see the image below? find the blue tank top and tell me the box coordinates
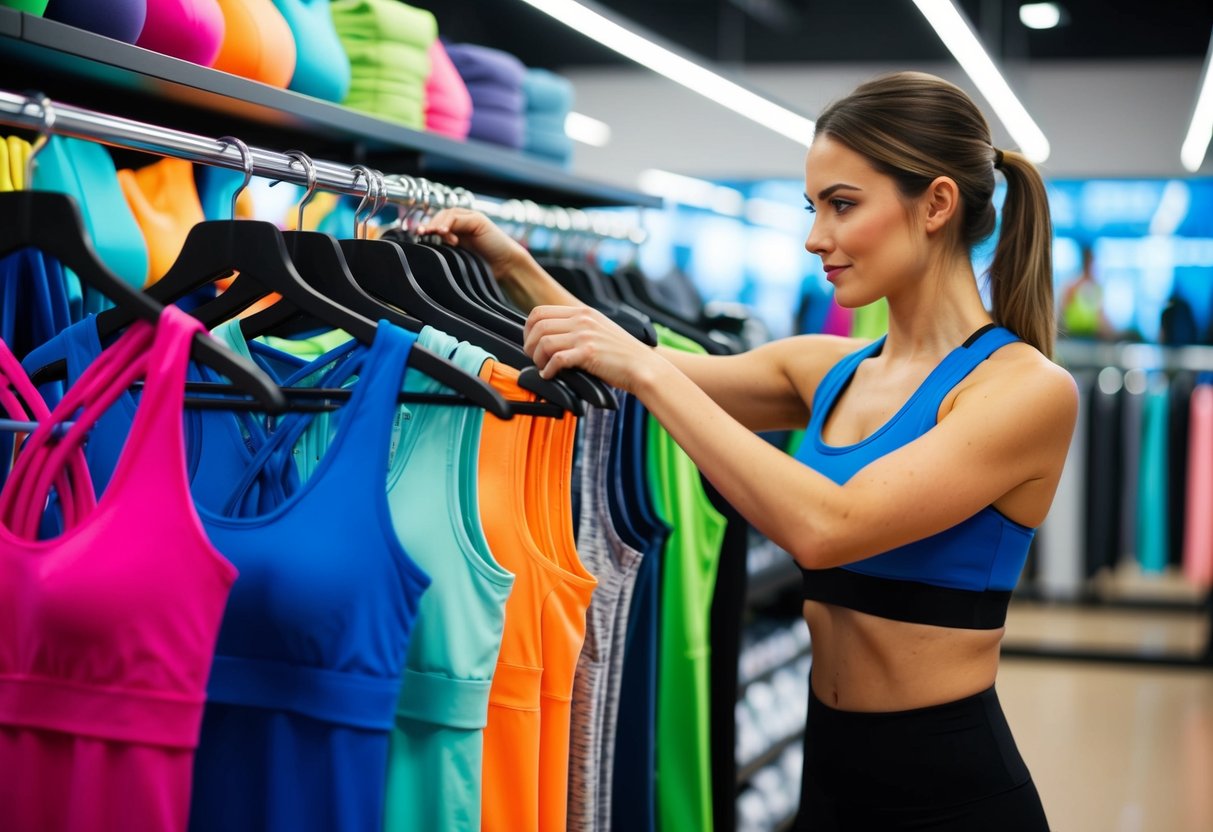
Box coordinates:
[794,324,1034,629]
[190,321,431,832]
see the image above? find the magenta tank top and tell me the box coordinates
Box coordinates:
[0,308,237,832]
[0,338,93,520]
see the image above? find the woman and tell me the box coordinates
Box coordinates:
[420,71,1075,831]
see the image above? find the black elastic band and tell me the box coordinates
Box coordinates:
[962,323,999,349]
[801,566,1011,629]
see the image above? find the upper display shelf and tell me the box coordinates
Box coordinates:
[0,9,660,209]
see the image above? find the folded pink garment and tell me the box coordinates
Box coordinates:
[425,40,471,139]
[137,0,226,67]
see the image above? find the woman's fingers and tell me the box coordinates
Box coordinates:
[529,330,584,378]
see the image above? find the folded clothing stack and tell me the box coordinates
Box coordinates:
[136,0,226,67]
[44,0,147,44]
[331,0,437,129]
[424,39,472,140]
[210,0,297,88]
[446,43,526,149]
[33,136,150,315]
[272,0,350,102]
[522,68,574,167]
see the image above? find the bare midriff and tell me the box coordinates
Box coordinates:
[803,599,1003,712]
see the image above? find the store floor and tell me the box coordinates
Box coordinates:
[998,654,1213,832]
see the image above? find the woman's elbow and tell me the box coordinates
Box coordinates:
[784,516,849,571]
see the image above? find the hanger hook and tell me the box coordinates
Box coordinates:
[24,92,56,187]
[370,168,390,233]
[350,164,376,239]
[387,174,415,232]
[215,135,255,221]
[272,149,317,231]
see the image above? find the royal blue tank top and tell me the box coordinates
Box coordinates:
[794,324,1034,629]
[190,321,431,832]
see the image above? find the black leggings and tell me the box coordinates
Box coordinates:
[795,683,1050,831]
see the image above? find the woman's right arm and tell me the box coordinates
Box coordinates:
[418,208,856,431]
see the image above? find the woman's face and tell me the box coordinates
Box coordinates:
[803,136,927,309]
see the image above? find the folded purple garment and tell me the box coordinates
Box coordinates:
[46,0,147,43]
[446,42,526,89]
[468,106,524,149]
[464,81,525,116]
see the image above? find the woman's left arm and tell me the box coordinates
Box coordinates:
[526,305,1078,569]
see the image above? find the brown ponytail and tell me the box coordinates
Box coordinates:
[814,71,1056,356]
[989,149,1055,356]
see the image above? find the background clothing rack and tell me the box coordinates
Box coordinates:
[1005,337,1213,669]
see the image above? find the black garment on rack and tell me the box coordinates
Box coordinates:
[704,477,747,832]
[1086,370,1124,576]
[1168,370,1197,567]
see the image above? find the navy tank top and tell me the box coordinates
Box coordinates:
[794,325,1034,629]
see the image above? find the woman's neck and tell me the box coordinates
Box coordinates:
[881,253,992,366]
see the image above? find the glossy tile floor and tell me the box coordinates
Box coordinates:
[998,605,1213,832]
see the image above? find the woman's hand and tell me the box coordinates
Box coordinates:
[417,207,530,278]
[417,208,581,311]
[524,304,667,394]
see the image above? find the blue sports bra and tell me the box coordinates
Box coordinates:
[794,324,1034,629]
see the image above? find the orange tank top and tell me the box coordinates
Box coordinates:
[478,361,596,831]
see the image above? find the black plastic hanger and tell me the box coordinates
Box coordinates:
[337,171,583,415]
[3,192,287,411]
[202,155,515,419]
[613,265,731,355]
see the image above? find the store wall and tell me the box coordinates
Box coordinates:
[564,59,1207,186]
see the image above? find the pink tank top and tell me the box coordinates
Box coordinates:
[0,308,237,832]
[0,338,93,523]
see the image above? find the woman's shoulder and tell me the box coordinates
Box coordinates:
[771,333,871,394]
[956,339,1079,429]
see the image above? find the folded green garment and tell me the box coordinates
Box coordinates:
[347,77,426,101]
[343,91,425,128]
[339,38,432,80]
[0,0,49,13]
[330,0,437,50]
[343,101,424,129]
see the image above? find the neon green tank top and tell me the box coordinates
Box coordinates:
[647,325,726,832]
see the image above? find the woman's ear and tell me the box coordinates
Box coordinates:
[922,176,960,234]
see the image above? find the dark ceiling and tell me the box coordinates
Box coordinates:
[407,0,1212,71]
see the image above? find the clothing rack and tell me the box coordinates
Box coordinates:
[0,89,643,242]
[1003,336,1213,669]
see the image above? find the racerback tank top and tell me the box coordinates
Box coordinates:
[568,405,643,832]
[188,322,431,832]
[477,359,597,832]
[648,325,727,832]
[0,309,236,832]
[382,329,515,832]
[794,325,1035,629]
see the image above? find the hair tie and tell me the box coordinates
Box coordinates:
[993,148,1005,170]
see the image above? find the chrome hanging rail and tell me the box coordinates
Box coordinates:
[0,89,644,242]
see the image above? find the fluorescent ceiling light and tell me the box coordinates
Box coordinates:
[912,0,1051,163]
[1148,181,1190,236]
[638,169,745,216]
[1018,3,1062,30]
[1181,31,1213,172]
[564,111,612,146]
[516,0,815,146]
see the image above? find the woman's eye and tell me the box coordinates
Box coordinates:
[831,199,854,214]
